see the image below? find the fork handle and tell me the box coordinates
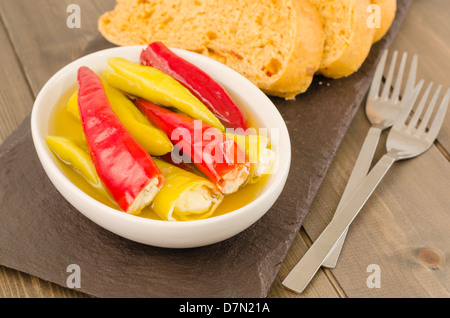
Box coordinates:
[322,126,382,268]
[282,153,396,294]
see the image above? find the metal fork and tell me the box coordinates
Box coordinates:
[283,80,450,294]
[323,50,418,268]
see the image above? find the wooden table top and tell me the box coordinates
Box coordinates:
[1,0,449,298]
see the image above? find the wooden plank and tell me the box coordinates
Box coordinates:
[0,0,116,96]
[0,17,34,142]
[389,0,450,154]
[300,105,450,297]
[0,266,87,298]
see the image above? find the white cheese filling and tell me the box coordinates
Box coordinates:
[218,164,250,194]
[175,185,214,215]
[254,148,276,178]
[128,177,161,214]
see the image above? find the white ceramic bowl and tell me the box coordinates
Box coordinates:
[31,46,291,248]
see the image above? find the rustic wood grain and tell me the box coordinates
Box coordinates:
[0,0,116,96]
[0,266,88,298]
[0,17,34,142]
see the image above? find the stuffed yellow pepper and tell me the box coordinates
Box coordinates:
[152,158,223,222]
[226,133,276,184]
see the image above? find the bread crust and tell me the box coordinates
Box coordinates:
[371,0,397,43]
[263,0,325,99]
[317,0,376,79]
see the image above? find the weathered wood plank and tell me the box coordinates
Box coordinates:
[0,0,116,96]
[0,266,87,298]
[0,17,34,142]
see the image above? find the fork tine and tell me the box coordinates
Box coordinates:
[368,49,388,100]
[390,52,408,103]
[407,82,434,131]
[427,89,450,141]
[381,50,398,101]
[396,79,425,127]
[417,85,442,135]
[403,55,418,98]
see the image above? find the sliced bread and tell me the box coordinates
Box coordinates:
[98,0,325,99]
[309,0,376,79]
[371,0,397,43]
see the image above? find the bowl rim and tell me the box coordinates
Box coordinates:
[31,45,291,231]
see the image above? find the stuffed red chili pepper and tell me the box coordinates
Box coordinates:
[77,66,164,214]
[136,99,250,194]
[140,41,248,130]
